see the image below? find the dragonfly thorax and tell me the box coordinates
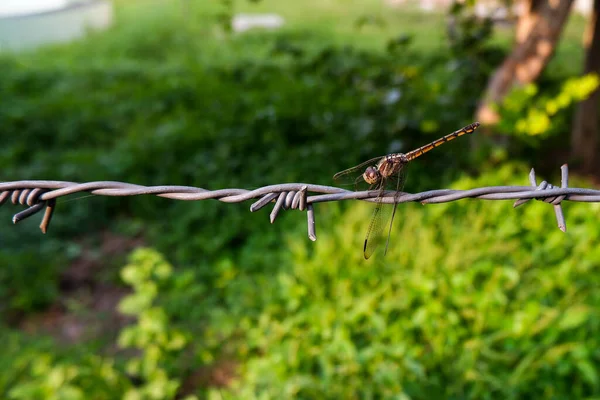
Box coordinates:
[377,154,407,178]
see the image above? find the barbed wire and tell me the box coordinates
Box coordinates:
[2,164,599,240]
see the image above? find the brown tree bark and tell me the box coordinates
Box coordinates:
[476,0,575,125]
[571,0,600,173]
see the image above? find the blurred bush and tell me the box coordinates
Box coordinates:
[205,164,600,399]
[1,248,197,400]
[497,73,600,138]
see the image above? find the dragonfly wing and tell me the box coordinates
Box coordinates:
[363,184,394,260]
[383,168,406,256]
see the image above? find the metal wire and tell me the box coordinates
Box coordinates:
[1,164,598,239]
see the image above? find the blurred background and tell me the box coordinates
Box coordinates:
[1,0,599,398]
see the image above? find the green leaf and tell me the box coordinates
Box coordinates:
[558,305,591,331]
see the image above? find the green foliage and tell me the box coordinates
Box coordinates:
[448,0,494,56]
[117,248,193,400]
[1,249,197,400]
[0,246,64,313]
[0,323,130,400]
[7,352,128,400]
[203,165,600,399]
[497,74,600,138]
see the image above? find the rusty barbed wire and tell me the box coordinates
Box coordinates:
[2,164,600,240]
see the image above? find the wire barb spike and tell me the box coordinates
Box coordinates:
[513,166,568,232]
[250,192,279,212]
[307,204,317,241]
[270,192,287,224]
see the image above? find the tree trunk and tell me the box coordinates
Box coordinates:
[476,0,575,124]
[571,0,600,173]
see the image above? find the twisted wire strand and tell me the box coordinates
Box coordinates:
[1,165,598,239]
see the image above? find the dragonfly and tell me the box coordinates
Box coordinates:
[333,122,480,259]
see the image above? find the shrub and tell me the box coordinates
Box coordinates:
[205,164,600,399]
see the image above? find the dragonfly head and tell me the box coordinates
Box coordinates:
[363,166,380,185]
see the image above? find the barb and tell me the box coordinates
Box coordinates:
[2,165,599,239]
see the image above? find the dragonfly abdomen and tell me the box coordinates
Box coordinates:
[405,122,480,162]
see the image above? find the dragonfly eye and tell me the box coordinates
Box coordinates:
[363,166,380,185]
